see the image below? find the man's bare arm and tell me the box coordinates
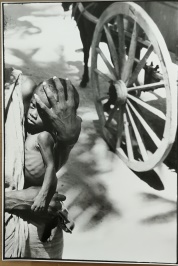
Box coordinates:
[5,187,40,211]
[31,132,57,212]
[5,187,66,217]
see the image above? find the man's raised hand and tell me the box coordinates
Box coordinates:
[34,76,81,146]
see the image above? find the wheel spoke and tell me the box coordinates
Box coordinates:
[116,15,126,77]
[128,81,165,92]
[122,20,139,83]
[124,31,150,48]
[105,102,119,128]
[117,147,128,159]
[94,68,115,83]
[128,94,166,120]
[104,24,120,77]
[96,47,117,80]
[116,105,124,148]
[103,127,117,150]
[128,44,154,86]
[127,99,161,147]
[97,95,109,103]
[123,113,134,160]
[126,104,148,161]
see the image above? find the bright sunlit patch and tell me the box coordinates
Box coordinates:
[137,69,145,85]
[32,48,60,63]
[81,112,98,121]
[27,27,40,34]
[66,64,80,74]
[78,131,90,144]
[104,112,109,117]
[31,3,62,16]
[101,99,108,104]
[5,9,83,66]
[5,49,24,66]
[96,43,113,75]
[153,88,166,98]
[140,92,158,102]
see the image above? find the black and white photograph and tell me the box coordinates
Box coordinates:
[2,1,178,263]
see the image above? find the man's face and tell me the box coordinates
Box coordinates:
[27,85,50,132]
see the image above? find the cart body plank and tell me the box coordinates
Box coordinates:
[138,1,178,57]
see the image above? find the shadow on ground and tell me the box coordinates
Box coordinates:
[57,119,121,231]
[139,192,177,224]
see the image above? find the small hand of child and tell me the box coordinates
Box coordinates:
[31,193,47,212]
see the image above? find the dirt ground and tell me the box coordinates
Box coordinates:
[3,3,177,263]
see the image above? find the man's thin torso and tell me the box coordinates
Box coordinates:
[25,133,45,185]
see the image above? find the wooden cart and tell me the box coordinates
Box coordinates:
[77,1,178,172]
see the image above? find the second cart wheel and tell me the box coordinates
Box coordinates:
[91,2,177,172]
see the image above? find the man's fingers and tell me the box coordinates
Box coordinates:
[31,204,35,211]
[53,76,65,102]
[42,82,57,108]
[53,192,66,202]
[34,94,51,117]
[66,79,74,107]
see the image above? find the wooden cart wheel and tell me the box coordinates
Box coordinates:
[91,2,177,172]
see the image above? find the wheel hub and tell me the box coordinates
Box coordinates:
[114,80,127,105]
